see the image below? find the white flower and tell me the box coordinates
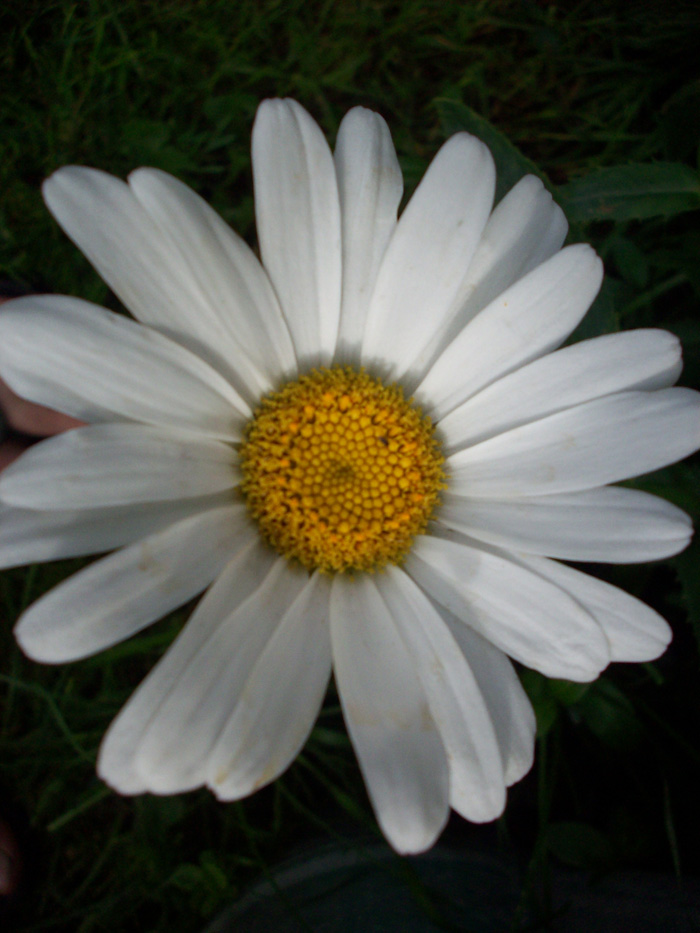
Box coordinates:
[1,99,699,854]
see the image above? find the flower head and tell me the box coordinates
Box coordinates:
[1,99,698,853]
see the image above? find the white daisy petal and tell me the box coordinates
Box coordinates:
[0,423,236,509]
[0,493,232,569]
[252,98,341,366]
[98,540,281,794]
[0,295,249,438]
[418,244,604,419]
[208,572,332,799]
[127,168,297,396]
[435,604,536,786]
[515,553,673,663]
[378,567,506,822]
[330,574,450,854]
[361,133,495,383]
[439,487,692,563]
[440,329,683,452]
[406,534,610,681]
[131,554,313,795]
[42,167,269,396]
[448,388,700,498]
[462,175,569,302]
[333,107,403,363]
[14,504,250,663]
[424,175,567,358]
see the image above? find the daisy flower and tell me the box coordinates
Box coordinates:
[1,99,699,854]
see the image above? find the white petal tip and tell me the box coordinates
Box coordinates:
[451,786,507,825]
[379,816,447,855]
[14,621,71,665]
[208,781,246,803]
[255,97,304,125]
[42,165,92,202]
[99,753,202,797]
[96,749,149,796]
[661,525,694,560]
[567,241,604,277]
[126,166,167,190]
[41,166,71,195]
[505,754,535,788]
[509,173,550,204]
[534,645,611,684]
[612,624,673,664]
[343,104,383,124]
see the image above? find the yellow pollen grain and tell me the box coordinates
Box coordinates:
[239,367,446,574]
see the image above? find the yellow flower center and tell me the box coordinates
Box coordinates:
[239,367,446,573]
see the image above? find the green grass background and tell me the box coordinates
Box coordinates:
[2,0,700,929]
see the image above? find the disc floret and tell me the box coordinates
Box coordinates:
[239,368,446,573]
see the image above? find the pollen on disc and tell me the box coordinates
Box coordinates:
[239,367,446,573]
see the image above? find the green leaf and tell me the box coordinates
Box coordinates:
[549,679,591,706]
[434,97,553,202]
[560,162,700,222]
[548,821,615,870]
[607,235,650,289]
[575,678,644,749]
